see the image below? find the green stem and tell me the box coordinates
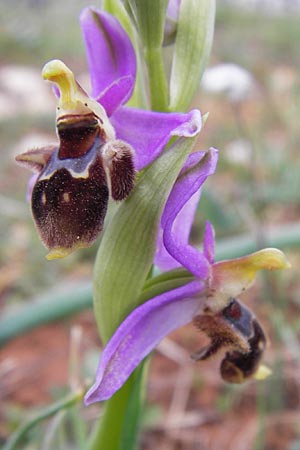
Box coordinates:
[144,46,169,111]
[3,390,84,450]
[69,407,87,450]
[87,374,137,450]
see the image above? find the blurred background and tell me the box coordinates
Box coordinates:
[1,1,300,449]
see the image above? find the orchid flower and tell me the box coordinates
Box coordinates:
[15,7,202,260]
[85,147,290,404]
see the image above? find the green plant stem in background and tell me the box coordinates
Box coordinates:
[0,282,92,346]
[3,390,84,450]
[214,222,300,260]
[1,223,299,346]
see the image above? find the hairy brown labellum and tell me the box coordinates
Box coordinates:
[192,298,267,383]
[16,117,135,259]
[220,319,266,383]
[32,146,109,254]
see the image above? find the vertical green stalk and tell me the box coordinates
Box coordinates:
[127,0,169,110]
[87,376,135,450]
[86,1,215,448]
[144,46,169,110]
[87,361,147,450]
[88,136,199,450]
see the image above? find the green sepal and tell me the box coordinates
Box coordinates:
[169,0,216,111]
[127,0,168,49]
[94,135,198,343]
[140,268,194,304]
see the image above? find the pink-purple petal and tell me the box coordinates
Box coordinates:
[96,76,135,117]
[159,148,218,279]
[80,7,136,103]
[155,190,201,271]
[110,108,202,170]
[84,280,204,404]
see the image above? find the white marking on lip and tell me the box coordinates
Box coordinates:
[39,165,91,181]
[63,192,70,202]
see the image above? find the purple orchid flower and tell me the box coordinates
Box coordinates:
[84,147,290,404]
[16,7,202,259]
[80,7,202,170]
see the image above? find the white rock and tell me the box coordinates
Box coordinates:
[201,63,255,102]
[224,139,252,165]
[0,65,55,119]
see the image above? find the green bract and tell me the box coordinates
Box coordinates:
[94,135,199,343]
[169,0,216,111]
[127,0,168,48]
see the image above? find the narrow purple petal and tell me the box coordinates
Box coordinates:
[155,191,201,271]
[203,221,215,264]
[84,280,204,404]
[110,108,202,170]
[80,7,136,105]
[96,76,135,117]
[159,148,219,279]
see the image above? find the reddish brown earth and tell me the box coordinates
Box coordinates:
[1,311,299,450]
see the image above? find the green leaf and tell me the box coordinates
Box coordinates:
[3,390,83,450]
[169,0,216,111]
[94,135,198,343]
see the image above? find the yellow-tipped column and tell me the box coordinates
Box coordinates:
[211,248,291,300]
[42,59,79,109]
